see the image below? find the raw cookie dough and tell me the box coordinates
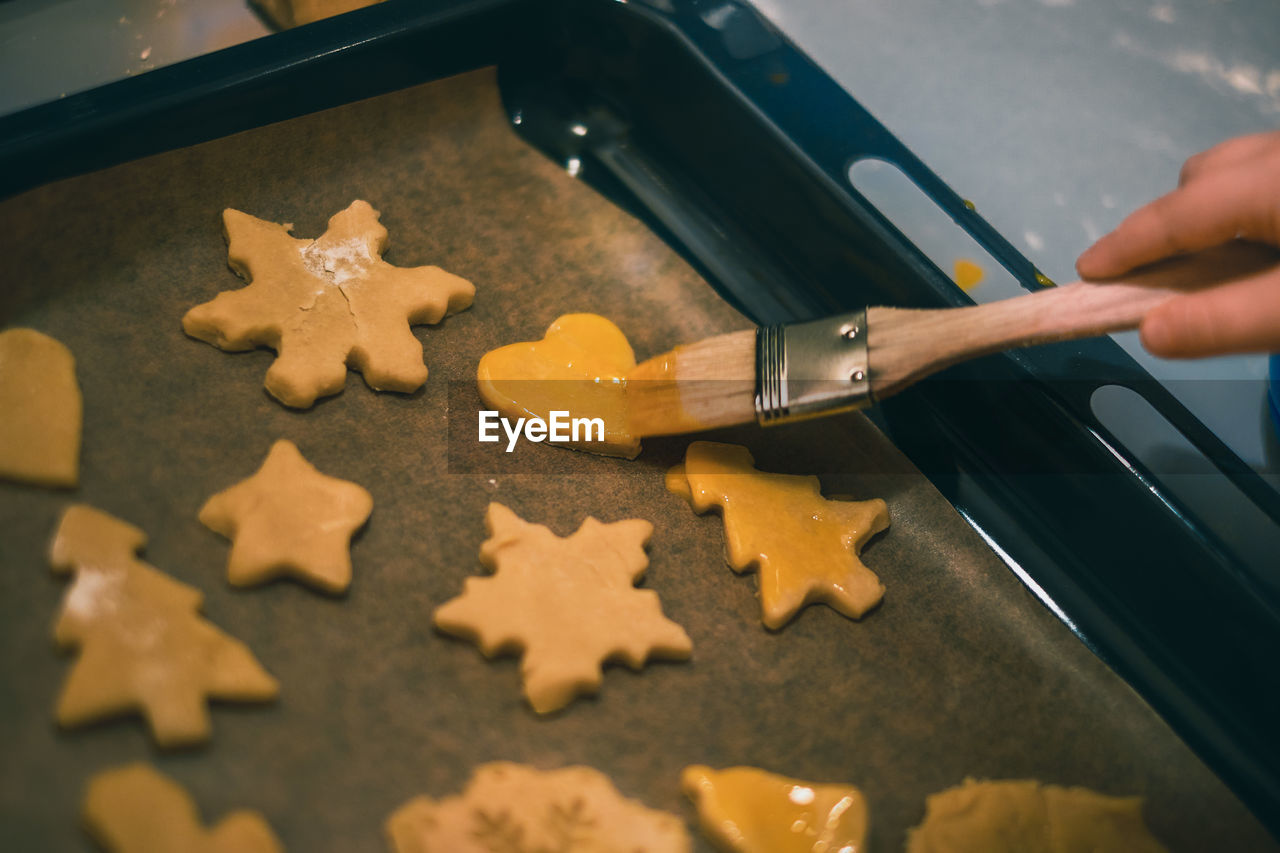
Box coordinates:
[387,762,691,853]
[49,504,279,747]
[252,0,381,29]
[433,502,691,713]
[477,313,641,458]
[84,762,283,853]
[199,438,373,594]
[669,441,889,629]
[681,765,868,853]
[183,200,475,408]
[0,327,81,487]
[906,778,1169,853]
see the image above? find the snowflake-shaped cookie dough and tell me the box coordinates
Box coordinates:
[387,762,691,853]
[183,200,474,408]
[434,503,692,714]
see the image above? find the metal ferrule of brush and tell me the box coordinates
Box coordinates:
[754,309,874,425]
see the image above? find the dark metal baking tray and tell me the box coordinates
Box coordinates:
[1,0,1278,843]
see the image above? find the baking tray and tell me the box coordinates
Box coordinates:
[0,0,1277,846]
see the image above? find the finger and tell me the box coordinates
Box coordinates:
[1140,266,1280,357]
[1077,163,1280,279]
[1178,130,1280,186]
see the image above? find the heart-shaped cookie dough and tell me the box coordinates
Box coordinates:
[476,313,640,458]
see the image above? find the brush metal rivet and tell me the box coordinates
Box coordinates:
[850,369,865,382]
[841,324,860,340]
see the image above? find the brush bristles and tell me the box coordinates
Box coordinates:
[626,329,756,436]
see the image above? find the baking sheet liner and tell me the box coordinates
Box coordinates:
[0,68,1273,851]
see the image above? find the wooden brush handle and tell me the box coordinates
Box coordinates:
[866,242,1280,398]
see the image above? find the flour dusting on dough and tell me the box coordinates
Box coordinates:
[64,568,122,620]
[301,238,375,286]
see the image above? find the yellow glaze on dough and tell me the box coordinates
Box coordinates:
[0,327,81,487]
[477,313,640,458]
[199,439,373,594]
[387,762,692,853]
[906,778,1169,853]
[670,441,889,630]
[682,765,868,853]
[433,502,691,713]
[49,505,279,746]
[84,763,283,853]
[183,200,474,409]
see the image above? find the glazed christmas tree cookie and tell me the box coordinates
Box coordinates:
[49,505,278,746]
[434,502,691,713]
[387,762,691,852]
[183,200,474,408]
[669,441,889,629]
[199,439,373,594]
[84,763,283,853]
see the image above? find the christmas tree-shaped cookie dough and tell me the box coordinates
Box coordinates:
[199,439,373,594]
[669,441,889,629]
[906,779,1169,853]
[682,765,868,853]
[183,200,475,408]
[388,762,691,853]
[434,503,692,713]
[84,763,283,853]
[49,504,279,747]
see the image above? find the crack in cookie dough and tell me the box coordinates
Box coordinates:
[183,200,475,409]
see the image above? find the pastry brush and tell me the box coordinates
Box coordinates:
[626,244,1278,436]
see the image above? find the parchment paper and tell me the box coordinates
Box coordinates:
[0,69,1274,851]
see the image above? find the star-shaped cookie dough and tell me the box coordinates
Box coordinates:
[669,441,889,629]
[434,503,692,714]
[200,439,373,594]
[182,200,475,408]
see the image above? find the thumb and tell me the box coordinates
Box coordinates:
[1141,265,1280,358]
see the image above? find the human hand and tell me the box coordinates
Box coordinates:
[1075,130,1280,358]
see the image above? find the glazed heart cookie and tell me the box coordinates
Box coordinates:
[476,313,640,458]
